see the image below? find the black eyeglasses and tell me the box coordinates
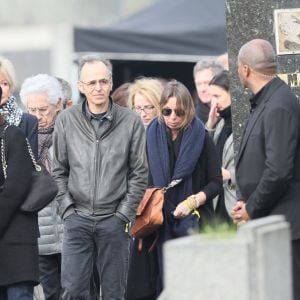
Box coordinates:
[161,108,185,117]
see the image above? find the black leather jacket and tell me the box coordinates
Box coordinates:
[52,100,148,222]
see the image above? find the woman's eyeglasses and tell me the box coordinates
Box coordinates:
[27,106,51,115]
[133,105,155,114]
[161,108,185,117]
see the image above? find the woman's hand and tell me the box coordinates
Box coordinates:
[206,101,220,129]
[222,167,231,181]
[173,201,192,219]
[173,192,206,219]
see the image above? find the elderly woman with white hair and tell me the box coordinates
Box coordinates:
[20,74,63,300]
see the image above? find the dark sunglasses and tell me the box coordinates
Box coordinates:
[161,108,185,117]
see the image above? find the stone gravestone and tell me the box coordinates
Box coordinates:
[225,0,300,151]
[159,215,292,300]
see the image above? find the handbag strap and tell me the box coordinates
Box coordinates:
[25,139,42,171]
[1,125,9,179]
[1,125,41,180]
[162,179,183,193]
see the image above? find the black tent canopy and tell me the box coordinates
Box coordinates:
[74,0,227,60]
[73,0,227,92]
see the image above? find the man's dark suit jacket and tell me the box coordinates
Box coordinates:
[236,77,300,240]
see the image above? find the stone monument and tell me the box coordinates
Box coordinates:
[225,0,300,151]
[160,215,292,300]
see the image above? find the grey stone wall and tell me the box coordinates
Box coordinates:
[225,0,300,151]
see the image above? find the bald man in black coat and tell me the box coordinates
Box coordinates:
[232,39,300,300]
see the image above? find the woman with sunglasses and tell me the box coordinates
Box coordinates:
[146,80,222,293]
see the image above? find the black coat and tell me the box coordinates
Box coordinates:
[19,113,38,158]
[191,132,223,221]
[236,77,300,240]
[0,125,39,286]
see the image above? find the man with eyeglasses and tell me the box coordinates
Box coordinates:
[52,55,148,300]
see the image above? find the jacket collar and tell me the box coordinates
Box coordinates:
[81,97,115,122]
[249,77,278,112]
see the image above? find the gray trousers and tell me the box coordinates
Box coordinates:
[39,254,62,300]
[61,212,130,300]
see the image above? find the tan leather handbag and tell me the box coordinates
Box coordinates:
[130,179,182,239]
[130,187,165,238]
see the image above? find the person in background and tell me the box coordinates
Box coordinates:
[111,82,130,107]
[0,86,40,300]
[128,77,163,128]
[147,80,222,294]
[206,71,236,223]
[20,74,64,300]
[193,60,223,123]
[56,77,73,109]
[231,39,300,300]
[0,56,38,157]
[216,52,229,71]
[52,55,148,300]
[126,77,163,300]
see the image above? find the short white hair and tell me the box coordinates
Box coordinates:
[20,74,63,106]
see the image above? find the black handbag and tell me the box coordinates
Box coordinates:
[1,125,58,213]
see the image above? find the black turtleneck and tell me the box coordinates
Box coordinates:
[249,78,277,113]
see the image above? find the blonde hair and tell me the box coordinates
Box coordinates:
[128,77,163,113]
[0,56,17,91]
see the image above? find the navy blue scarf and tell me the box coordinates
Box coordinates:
[147,117,205,209]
